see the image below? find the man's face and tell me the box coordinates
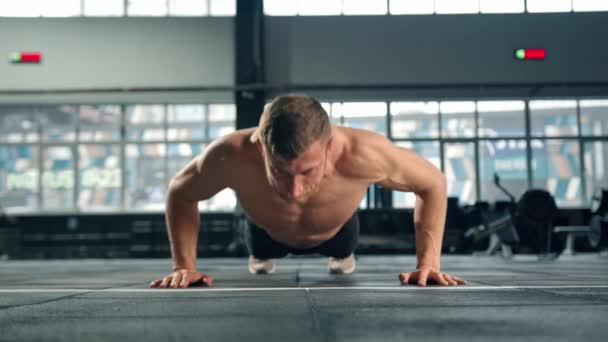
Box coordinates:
[261,139,330,204]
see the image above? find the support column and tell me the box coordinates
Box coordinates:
[235,0,266,130]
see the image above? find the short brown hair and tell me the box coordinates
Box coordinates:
[251,95,331,160]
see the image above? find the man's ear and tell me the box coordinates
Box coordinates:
[256,141,265,158]
[325,135,334,153]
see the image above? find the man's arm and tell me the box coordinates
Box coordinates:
[373,139,447,271]
[165,138,234,271]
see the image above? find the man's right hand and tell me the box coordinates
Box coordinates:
[149,269,214,288]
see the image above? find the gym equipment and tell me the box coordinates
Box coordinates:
[588,190,608,249]
[464,174,521,258]
[553,189,608,255]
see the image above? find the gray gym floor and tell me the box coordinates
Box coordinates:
[1,254,608,341]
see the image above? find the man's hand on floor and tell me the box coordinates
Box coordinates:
[399,266,466,286]
[149,269,214,288]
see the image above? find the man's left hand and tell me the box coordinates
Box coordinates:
[399,266,467,286]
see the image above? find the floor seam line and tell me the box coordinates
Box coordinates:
[304,288,323,338]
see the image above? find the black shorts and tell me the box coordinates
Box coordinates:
[245,211,360,259]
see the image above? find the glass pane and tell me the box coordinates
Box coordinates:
[40,0,80,17]
[477,100,525,137]
[125,144,167,210]
[298,0,341,15]
[529,100,578,137]
[527,0,572,13]
[532,140,582,207]
[573,0,608,12]
[78,145,121,211]
[0,0,40,17]
[264,0,297,15]
[79,105,121,141]
[0,107,39,143]
[127,0,167,16]
[479,139,528,202]
[440,101,476,138]
[40,105,78,142]
[435,0,479,14]
[0,145,39,212]
[444,142,476,204]
[343,0,387,15]
[480,0,525,13]
[42,146,74,210]
[580,99,608,136]
[126,105,165,141]
[204,188,237,211]
[584,141,608,206]
[84,0,124,16]
[320,102,331,117]
[210,0,236,15]
[341,102,388,136]
[393,141,441,208]
[167,105,206,140]
[169,0,208,16]
[209,104,236,139]
[329,103,343,125]
[390,101,439,138]
[390,0,434,14]
[167,143,234,211]
[168,143,206,179]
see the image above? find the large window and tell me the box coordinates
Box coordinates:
[584,141,608,204]
[440,101,476,138]
[435,0,479,14]
[0,107,38,143]
[390,102,439,139]
[42,146,74,210]
[84,0,125,16]
[444,142,476,204]
[209,104,237,139]
[78,145,121,211]
[479,139,528,202]
[125,144,166,211]
[79,105,121,142]
[0,145,38,212]
[477,101,526,137]
[530,100,578,137]
[338,102,388,136]
[0,103,237,214]
[0,0,235,17]
[580,100,608,136]
[127,0,168,16]
[40,106,78,143]
[264,0,607,16]
[167,105,206,140]
[527,0,572,13]
[393,141,441,208]
[532,140,582,207]
[126,105,165,141]
[1,98,607,213]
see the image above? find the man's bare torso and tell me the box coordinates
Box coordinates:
[225,126,381,249]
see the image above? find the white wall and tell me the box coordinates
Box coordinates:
[265,12,608,89]
[0,17,234,103]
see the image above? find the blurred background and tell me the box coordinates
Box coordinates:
[0,0,607,260]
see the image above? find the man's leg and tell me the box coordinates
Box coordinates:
[244,220,290,274]
[314,211,359,274]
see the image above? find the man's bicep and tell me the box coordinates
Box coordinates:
[377,142,444,194]
[168,143,232,202]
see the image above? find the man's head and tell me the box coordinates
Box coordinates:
[251,95,333,203]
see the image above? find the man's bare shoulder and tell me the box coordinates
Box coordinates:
[333,126,389,182]
[218,128,259,159]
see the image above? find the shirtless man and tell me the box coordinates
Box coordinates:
[149,95,466,288]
